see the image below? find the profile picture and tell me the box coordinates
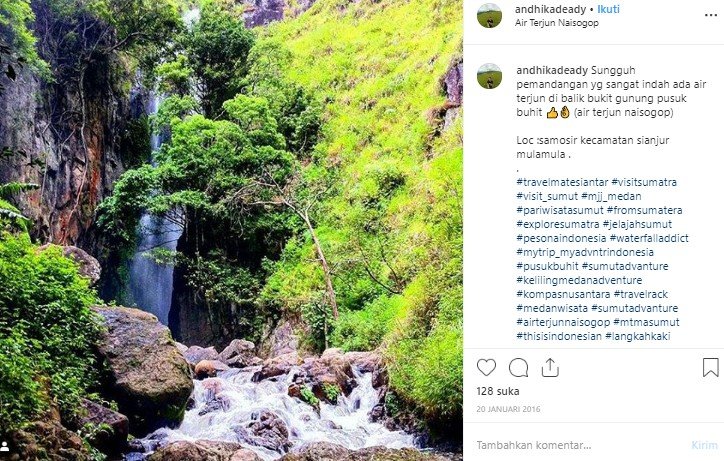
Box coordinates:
[477,63,502,89]
[477,4,502,29]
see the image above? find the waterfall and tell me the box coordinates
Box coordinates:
[139,367,414,460]
[125,7,200,323]
[126,93,183,325]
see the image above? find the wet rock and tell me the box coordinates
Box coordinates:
[279,442,349,460]
[303,348,355,395]
[197,377,230,414]
[38,244,102,285]
[258,317,301,358]
[184,345,220,367]
[127,438,146,453]
[324,420,342,430]
[0,35,129,247]
[147,440,247,461]
[194,359,230,379]
[198,395,231,416]
[345,351,387,388]
[344,351,382,373]
[77,399,129,454]
[175,342,189,354]
[253,351,302,382]
[311,376,342,404]
[240,0,286,28]
[371,367,388,389]
[369,403,385,422]
[234,410,292,453]
[219,339,261,368]
[279,442,452,461]
[94,306,194,434]
[231,449,264,461]
[288,383,302,399]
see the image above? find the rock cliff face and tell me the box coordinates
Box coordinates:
[0,5,135,249]
[240,0,318,28]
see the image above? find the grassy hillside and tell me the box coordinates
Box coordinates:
[261,0,463,426]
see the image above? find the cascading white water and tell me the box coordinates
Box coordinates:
[145,367,414,460]
[126,94,183,325]
[126,6,199,325]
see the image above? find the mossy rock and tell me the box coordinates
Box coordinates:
[94,306,194,435]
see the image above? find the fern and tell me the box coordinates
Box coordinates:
[0,182,39,198]
[0,182,37,230]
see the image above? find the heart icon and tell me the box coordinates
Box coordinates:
[477,358,496,376]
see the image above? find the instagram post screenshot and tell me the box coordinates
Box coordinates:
[1,0,722,460]
[0,0,463,460]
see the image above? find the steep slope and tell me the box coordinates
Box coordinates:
[260,0,463,431]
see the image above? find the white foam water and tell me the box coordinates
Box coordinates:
[145,366,413,459]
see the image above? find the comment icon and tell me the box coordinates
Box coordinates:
[509,358,529,377]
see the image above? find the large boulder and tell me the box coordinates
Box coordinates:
[77,399,129,454]
[147,440,261,461]
[279,442,452,461]
[234,410,292,453]
[219,339,261,368]
[94,306,194,435]
[344,351,383,374]
[231,449,264,461]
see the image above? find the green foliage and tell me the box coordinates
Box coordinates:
[0,0,50,91]
[331,295,403,351]
[260,0,463,422]
[299,386,319,409]
[0,233,101,432]
[300,294,332,351]
[243,40,322,156]
[153,94,198,129]
[96,164,157,246]
[156,55,192,95]
[321,383,340,405]
[388,321,462,420]
[0,329,45,434]
[90,0,182,55]
[0,182,39,231]
[120,116,153,169]
[38,0,181,91]
[184,0,255,117]
[101,58,321,334]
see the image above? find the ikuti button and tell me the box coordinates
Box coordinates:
[703,358,719,378]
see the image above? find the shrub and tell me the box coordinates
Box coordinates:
[0,233,101,433]
[299,386,320,409]
[330,294,404,351]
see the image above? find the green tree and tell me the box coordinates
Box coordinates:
[184,0,255,117]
